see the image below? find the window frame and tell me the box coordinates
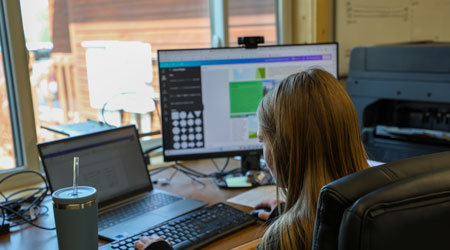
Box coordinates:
[0,0,41,190]
[210,0,290,47]
[276,0,293,44]
[209,0,229,47]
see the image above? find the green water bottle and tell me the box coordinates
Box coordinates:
[52,186,98,250]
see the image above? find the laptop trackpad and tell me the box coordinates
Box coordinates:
[100,213,167,241]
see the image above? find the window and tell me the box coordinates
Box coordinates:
[3,0,284,186]
[229,0,277,46]
[0,0,41,188]
[0,48,15,170]
[20,0,212,144]
[20,0,283,147]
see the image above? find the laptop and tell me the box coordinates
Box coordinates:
[38,125,207,241]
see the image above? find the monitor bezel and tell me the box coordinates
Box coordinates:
[157,42,339,162]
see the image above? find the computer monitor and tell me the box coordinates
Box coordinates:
[157,43,338,172]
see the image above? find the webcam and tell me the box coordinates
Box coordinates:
[238,36,265,49]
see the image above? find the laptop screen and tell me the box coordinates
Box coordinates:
[38,125,152,205]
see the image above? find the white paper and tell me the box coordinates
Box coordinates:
[227,185,280,208]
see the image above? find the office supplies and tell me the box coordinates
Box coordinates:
[99,202,257,250]
[346,44,450,162]
[158,43,338,176]
[37,125,207,241]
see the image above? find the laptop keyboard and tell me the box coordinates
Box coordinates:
[99,202,257,250]
[99,193,182,230]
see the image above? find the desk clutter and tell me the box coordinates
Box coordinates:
[0,170,54,235]
[1,151,262,250]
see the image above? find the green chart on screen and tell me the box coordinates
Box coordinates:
[229,81,263,115]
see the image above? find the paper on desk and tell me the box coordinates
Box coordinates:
[228,161,385,208]
[227,185,280,208]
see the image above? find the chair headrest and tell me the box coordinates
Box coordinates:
[339,167,450,250]
[312,151,450,250]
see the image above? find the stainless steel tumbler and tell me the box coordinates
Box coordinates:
[52,186,98,250]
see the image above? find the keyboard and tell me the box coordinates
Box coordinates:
[99,202,257,250]
[99,193,182,230]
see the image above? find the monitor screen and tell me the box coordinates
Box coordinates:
[158,43,338,161]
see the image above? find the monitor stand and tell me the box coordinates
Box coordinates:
[240,155,261,174]
[216,155,262,188]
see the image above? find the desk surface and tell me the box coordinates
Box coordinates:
[0,159,265,249]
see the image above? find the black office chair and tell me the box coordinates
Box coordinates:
[312,151,450,250]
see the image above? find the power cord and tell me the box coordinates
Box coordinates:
[0,170,55,233]
[150,158,243,188]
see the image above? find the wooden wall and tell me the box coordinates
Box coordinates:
[49,0,71,53]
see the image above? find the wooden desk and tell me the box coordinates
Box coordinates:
[0,159,265,249]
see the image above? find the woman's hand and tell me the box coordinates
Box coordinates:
[134,235,167,250]
[254,199,280,221]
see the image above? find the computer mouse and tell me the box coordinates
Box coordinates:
[250,207,271,217]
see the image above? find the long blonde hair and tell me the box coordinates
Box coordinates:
[257,68,368,249]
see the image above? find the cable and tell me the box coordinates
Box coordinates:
[211,159,220,171]
[150,158,233,187]
[6,187,46,201]
[1,205,6,231]
[0,204,55,230]
[175,162,210,177]
[211,158,230,174]
[175,160,231,178]
[0,192,6,200]
[0,170,54,232]
[218,158,230,175]
[0,170,44,185]
[8,205,50,228]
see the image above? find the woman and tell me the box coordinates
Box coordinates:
[135,68,369,250]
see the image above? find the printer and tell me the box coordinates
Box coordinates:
[346,44,450,162]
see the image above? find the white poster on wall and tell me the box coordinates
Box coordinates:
[337,0,450,75]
